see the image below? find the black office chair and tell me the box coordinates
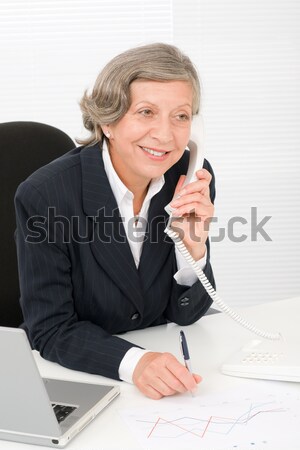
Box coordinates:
[0,121,75,327]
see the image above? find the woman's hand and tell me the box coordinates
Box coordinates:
[132,352,202,399]
[169,169,214,261]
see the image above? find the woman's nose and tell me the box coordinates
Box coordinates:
[149,118,173,144]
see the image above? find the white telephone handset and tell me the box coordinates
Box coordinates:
[183,114,204,186]
[165,115,204,216]
[164,115,300,383]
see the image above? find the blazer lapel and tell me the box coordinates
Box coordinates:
[138,175,175,291]
[80,144,144,314]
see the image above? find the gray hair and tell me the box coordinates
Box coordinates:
[77,43,201,146]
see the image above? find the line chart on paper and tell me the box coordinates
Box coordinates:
[145,400,284,439]
[119,386,300,450]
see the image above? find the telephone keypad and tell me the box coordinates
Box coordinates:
[242,352,284,364]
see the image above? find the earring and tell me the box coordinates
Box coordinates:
[105,131,111,139]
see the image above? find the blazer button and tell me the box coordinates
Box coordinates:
[131,312,140,320]
[179,297,190,307]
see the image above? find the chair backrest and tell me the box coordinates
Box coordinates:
[0,121,75,327]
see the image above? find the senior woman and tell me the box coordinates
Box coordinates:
[15,43,215,400]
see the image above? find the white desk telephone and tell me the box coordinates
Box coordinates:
[164,115,300,383]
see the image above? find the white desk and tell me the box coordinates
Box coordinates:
[2,297,300,449]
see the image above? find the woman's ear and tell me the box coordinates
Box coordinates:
[100,124,112,139]
[103,129,111,139]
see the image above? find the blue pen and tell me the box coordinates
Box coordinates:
[179,330,195,397]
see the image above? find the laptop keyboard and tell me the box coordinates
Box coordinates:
[52,404,77,423]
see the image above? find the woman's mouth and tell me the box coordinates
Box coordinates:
[140,146,169,160]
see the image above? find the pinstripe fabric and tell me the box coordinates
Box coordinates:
[14,144,215,381]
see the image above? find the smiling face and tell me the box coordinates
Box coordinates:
[105,80,193,190]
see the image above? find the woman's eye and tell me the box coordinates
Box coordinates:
[177,113,190,121]
[139,109,153,117]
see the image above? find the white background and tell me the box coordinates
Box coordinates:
[1,0,299,307]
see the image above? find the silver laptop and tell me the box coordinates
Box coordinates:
[0,327,120,448]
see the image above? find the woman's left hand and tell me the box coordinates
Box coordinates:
[169,169,214,261]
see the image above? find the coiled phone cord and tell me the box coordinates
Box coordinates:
[165,224,281,341]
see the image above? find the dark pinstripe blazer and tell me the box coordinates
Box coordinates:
[14,143,215,380]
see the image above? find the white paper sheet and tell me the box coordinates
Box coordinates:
[119,384,300,450]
